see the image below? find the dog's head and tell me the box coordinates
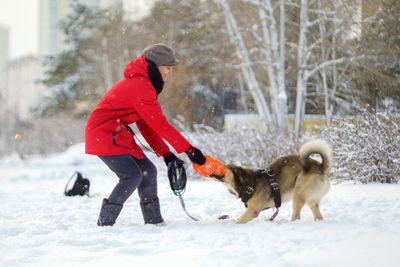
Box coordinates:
[210,164,247,198]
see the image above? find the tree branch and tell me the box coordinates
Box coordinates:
[305,56,365,80]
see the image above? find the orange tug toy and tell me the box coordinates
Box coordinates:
[193,155,226,178]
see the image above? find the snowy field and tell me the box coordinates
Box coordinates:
[1,143,400,267]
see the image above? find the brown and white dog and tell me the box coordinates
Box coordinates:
[211,140,333,224]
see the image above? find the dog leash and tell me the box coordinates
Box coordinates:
[126,125,219,222]
[168,161,200,222]
[177,194,199,221]
[124,125,214,222]
[127,125,199,222]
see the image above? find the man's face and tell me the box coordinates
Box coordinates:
[158,65,174,82]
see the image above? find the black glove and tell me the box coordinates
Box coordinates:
[163,152,187,195]
[163,151,179,166]
[185,145,206,165]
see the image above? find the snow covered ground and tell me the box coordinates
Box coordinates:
[1,143,400,267]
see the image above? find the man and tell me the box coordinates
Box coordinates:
[85,43,206,226]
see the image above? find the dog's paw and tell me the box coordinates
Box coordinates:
[218,214,229,220]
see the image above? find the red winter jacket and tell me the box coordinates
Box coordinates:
[84,55,191,159]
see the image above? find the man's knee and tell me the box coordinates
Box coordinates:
[142,162,157,180]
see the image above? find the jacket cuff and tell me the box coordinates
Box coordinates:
[162,151,174,160]
[184,145,196,156]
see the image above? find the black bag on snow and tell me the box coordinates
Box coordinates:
[64,171,90,196]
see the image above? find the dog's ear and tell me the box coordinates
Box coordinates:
[229,165,244,176]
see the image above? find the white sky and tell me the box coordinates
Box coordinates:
[0,0,39,60]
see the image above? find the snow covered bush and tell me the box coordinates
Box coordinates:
[179,110,400,184]
[322,110,400,183]
[0,114,85,158]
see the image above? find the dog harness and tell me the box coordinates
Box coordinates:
[240,168,282,221]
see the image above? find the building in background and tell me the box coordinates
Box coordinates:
[1,0,154,124]
[0,24,9,71]
[39,0,106,57]
[2,55,46,121]
[0,24,10,122]
[38,0,153,57]
[1,0,154,123]
[0,0,154,154]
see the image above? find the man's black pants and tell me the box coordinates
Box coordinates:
[98,154,158,205]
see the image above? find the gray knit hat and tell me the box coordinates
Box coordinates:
[142,43,179,66]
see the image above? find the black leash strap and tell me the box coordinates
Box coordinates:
[128,125,157,155]
[240,177,256,206]
[178,195,199,221]
[258,168,281,221]
[266,169,281,208]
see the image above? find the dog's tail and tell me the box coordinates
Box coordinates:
[299,139,333,174]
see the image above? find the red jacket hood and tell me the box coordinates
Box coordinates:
[123,55,149,79]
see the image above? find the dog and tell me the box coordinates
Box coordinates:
[211,139,333,224]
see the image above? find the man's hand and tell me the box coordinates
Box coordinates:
[185,145,206,165]
[163,152,187,194]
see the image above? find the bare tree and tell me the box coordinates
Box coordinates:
[218,0,273,126]
[217,0,359,140]
[291,0,359,140]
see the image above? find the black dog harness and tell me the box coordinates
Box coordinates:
[239,168,281,221]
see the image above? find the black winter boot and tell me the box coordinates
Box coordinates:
[140,197,164,225]
[97,198,123,226]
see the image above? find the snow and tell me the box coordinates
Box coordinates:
[1,143,400,267]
